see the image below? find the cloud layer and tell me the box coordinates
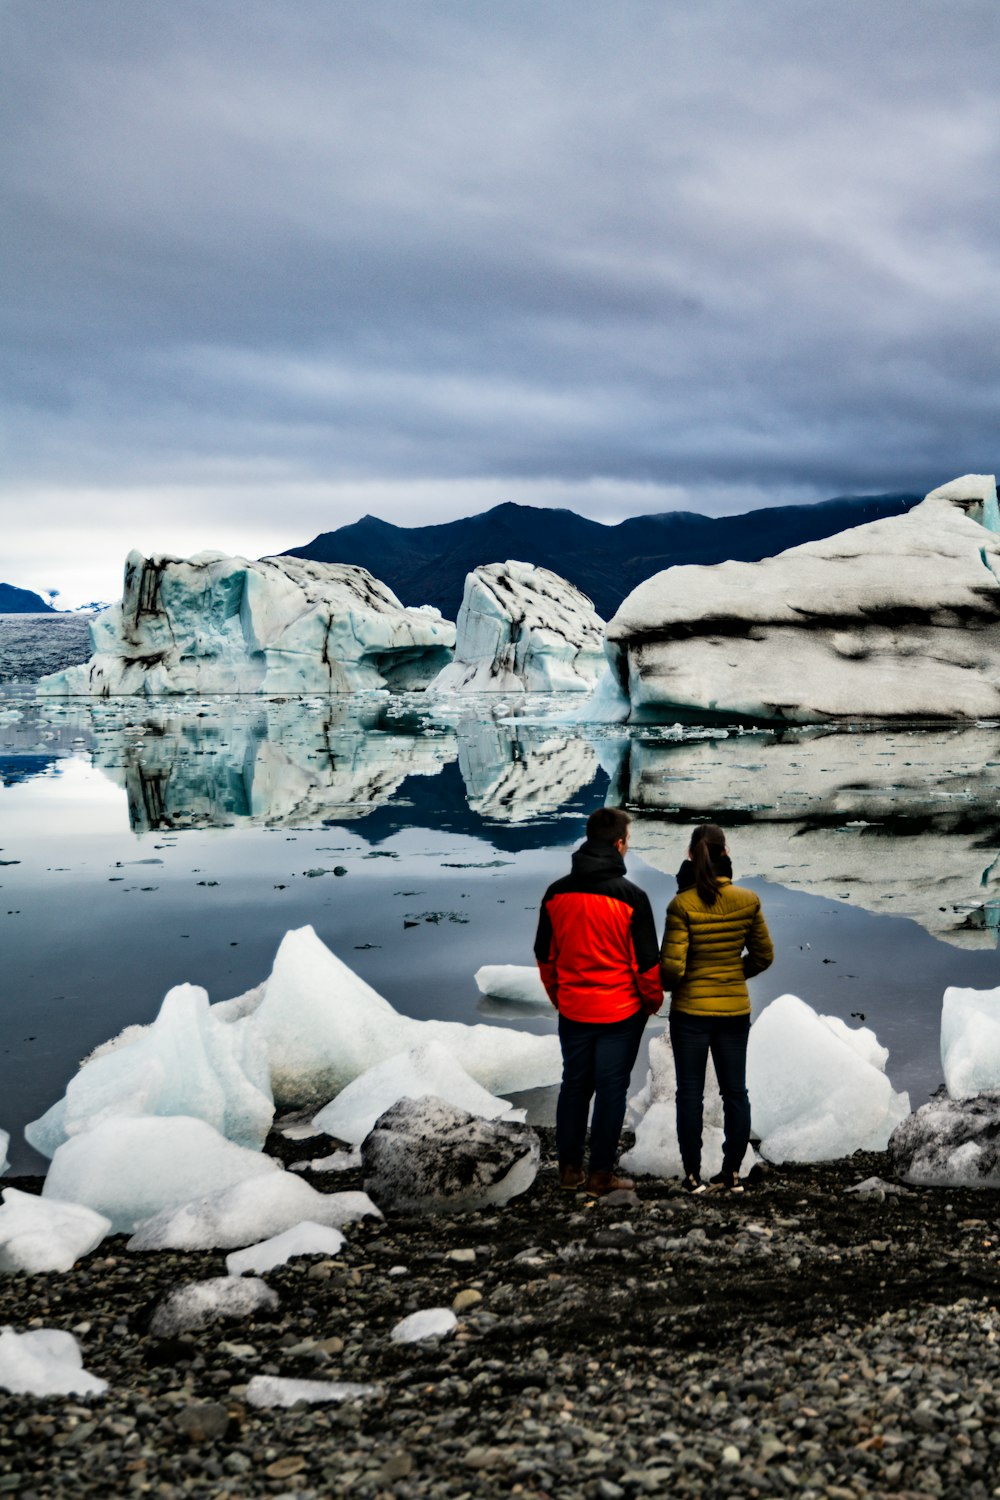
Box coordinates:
[2,0,998,603]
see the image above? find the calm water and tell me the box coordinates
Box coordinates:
[2,689,999,1173]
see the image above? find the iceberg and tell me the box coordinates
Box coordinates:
[429,560,605,693]
[37,550,455,696]
[474,965,551,1006]
[606,475,1000,722]
[149,1277,278,1337]
[941,985,1000,1097]
[25,983,273,1159]
[128,1176,380,1251]
[235,925,561,1109]
[225,1222,346,1276]
[362,1096,540,1214]
[42,1116,280,1234]
[0,1328,107,1398]
[0,1190,111,1275]
[746,995,910,1162]
[312,1041,522,1145]
[621,1033,756,1180]
[890,1093,1000,1187]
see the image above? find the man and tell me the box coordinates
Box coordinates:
[534,807,662,1196]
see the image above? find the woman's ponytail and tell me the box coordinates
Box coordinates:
[690,823,727,906]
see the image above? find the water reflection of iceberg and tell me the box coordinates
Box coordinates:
[620,727,1000,949]
[457,720,598,823]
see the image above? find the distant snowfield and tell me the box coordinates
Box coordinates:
[0,614,91,684]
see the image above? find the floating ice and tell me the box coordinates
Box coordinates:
[0,1131,7,1177]
[149,1277,279,1337]
[890,1092,1000,1187]
[746,995,910,1162]
[606,475,1000,722]
[0,1328,107,1397]
[362,1096,540,1214]
[25,983,273,1159]
[225,1222,346,1276]
[38,550,455,696]
[389,1308,458,1343]
[246,1375,378,1408]
[474,966,550,1006]
[231,926,561,1108]
[621,1033,756,1180]
[0,1189,111,1275]
[128,1175,380,1251]
[941,985,1000,1096]
[43,1116,280,1234]
[313,1041,523,1145]
[429,561,605,694]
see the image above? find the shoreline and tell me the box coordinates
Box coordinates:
[2,1131,999,1498]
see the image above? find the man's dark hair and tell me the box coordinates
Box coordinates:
[586,807,631,846]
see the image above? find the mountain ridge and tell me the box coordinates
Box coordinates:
[284,493,923,620]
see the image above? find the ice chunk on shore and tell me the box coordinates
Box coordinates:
[247,1375,377,1408]
[128,1175,379,1251]
[890,1092,1000,1187]
[747,995,910,1162]
[0,1328,107,1397]
[621,1033,755,1180]
[0,1131,7,1177]
[43,1116,280,1234]
[474,966,550,1006]
[149,1277,278,1337]
[38,550,455,696]
[390,1308,457,1343]
[429,561,605,694]
[226,1222,346,1276]
[236,926,561,1108]
[0,1189,111,1275]
[313,1041,522,1145]
[941,985,1000,1097]
[363,1097,540,1213]
[25,983,273,1159]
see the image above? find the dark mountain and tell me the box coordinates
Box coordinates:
[0,583,56,614]
[284,493,922,621]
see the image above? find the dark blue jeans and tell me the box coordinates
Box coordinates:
[556,1007,647,1174]
[669,1011,752,1177]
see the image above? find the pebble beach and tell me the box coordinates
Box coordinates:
[2,1130,999,1500]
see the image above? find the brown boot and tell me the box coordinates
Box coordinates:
[559,1163,586,1190]
[585,1169,636,1196]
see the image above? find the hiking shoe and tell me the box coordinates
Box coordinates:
[585,1170,636,1197]
[559,1163,586,1191]
[681,1173,706,1195]
[708,1170,745,1193]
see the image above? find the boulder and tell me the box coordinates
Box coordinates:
[889,1091,1000,1187]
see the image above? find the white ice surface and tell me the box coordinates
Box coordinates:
[246,1375,377,1407]
[474,966,550,1006]
[42,1115,280,1234]
[941,985,1000,1097]
[312,1041,523,1145]
[0,1328,107,1397]
[0,1189,111,1275]
[232,925,560,1108]
[0,1132,7,1177]
[128,1174,380,1251]
[226,1221,346,1276]
[149,1277,278,1337]
[746,994,910,1163]
[25,983,273,1159]
[289,1147,362,1174]
[429,560,604,694]
[390,1308,458,1343]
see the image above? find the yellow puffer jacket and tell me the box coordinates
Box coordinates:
[660,878,774,1016]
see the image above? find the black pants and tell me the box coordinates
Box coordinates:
[669,1010,751,1177]
[556,1008,647,1173]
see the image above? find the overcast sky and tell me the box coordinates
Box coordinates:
[2,0,998,606]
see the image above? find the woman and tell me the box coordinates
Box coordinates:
[660,824,774,1194]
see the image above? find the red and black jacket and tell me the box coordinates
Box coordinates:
[534,840,663,1023]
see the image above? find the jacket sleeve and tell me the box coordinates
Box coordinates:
[660,897,690,990]
[533,898,559,1008]
[629,889,663,1013]
[742,900,774,978]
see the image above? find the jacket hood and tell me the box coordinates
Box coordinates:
[571,838,627,882]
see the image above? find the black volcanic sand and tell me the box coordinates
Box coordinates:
[1,1130,999,1499]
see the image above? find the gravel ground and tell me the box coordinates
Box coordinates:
[2,1129,999,1499]
[0,616,92,684]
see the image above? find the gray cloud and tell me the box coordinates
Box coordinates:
[2,0,999,602]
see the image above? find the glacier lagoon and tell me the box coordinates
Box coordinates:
[2,687,1000,1174]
